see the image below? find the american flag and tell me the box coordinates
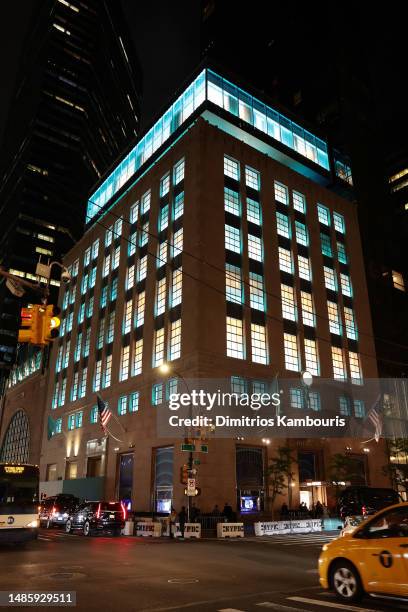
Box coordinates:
[97,395,112,435]
[367,394,383,442]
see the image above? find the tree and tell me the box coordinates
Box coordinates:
[383,439,408,498]
[328,453,361,501]
[267,446,297,519]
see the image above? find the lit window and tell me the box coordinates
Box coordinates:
[97,319,105,350]
[169,319,181,361]
[141,190,151,214]
[309,391,321,411]
[249,273,265,311]
[153,328,165,367]
[392,271,405,292]
[84,247,91,267]
[110,278,118,301]
[155,278,166,316]
[224,155,239,181]
[137,256,147,281]
[354,400,365,418]
[226,264,242,304]
[128,232,137,256]
[59,378,66,406]
[173,158,185,185]
[344,307,357,340]
[94,360,102,391]
[324,267,337,291]
[37,233,54,243]
[231,376,247,394]
[333,212,345,234]
[129,391,139,412]
[248,234,263,261]
[123,300,132,334]
[245,166,260,190]
[36,246,52,256]
[68,414,75,431]
[112,246,120,270]
[72,260,79,277]
[170,268,182,307]
[327,301,342,335]
[290,388,304,409]
[224,187,240,216]
[160,173,170,197]
[317,204,330,226]
[304,339,319,375]
[74,333,82,362]
[349,351,362,385]
[103,354,112,388]
[293,191,306,213]
[55,417,62,433]
[139,223,149,247]
[89,267,97,289]
[340,273,352,297]
[247,198,261,225]
[135,292,145,327]
[298,255,311,281]
[120,345,130,381]
[274,181,288,205]
[331,347,346,380]
[103,254,110,278]
[67,311,73,332]
[225,224,241,253]
[157,241,167,268]
[226,317,245,359]
[152,383,163,406]
[251,324,268,364]
[92,239,99,260]
[71,372,79,402]
[295,221,308,246]
[301,292,315,326]
[284,333,300,371]
[126,265,135,290]
[159,204,169,231]
[337,242,347,264]
[63,341,70,369]
[321,233,332,257]
[339,396,351,416]
[130,201,139,224]
[276,212,291,238]
[79,368,87,398]
[172,228,183,257]
[281,284,297,321]
[105,226,113,247]
[100,287,107,309]
[90,406,97,424]
[173,192,184,219]
[133,339,143,376]
[81,274,88,294]
[166,378,178,399]
[83,328,90,357]
[106,312,115,343]
[118,396,128,416]
[278,247,293,274]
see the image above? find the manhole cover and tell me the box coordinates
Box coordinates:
[168,578,199,584]
[47,572,86,581]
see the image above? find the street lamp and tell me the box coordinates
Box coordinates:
[301,370,313,410]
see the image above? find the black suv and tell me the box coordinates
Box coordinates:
[39,494,79,528]
[65,501,125,536]
[338,486,400,520]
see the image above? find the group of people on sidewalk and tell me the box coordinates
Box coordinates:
[280,500,327,519]
[168,501,236,539]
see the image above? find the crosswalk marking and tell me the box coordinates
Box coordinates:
[288,596,378,612]
[256,602,312,611]
[218,609,247,612]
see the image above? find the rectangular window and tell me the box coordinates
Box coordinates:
[152,383,163,406]
[298,255,311,281]
[141,190,151,214]
[135,292,145,327]
[327,301,342,335]
[170,268,182,307]
[173,158,185,184]
[276,212,291,238]
[105,226,113,247]
[324,266,337,291]
[137,256,147,281]
[94,359,102,391]
[130,201,139,224]
[153,328,165,367]
[59,378,66,407]
[224,155,239,180]
[295,221,308,246]
[83,328,91,357]
[224,187,240,216]
[118,396,127,416]
[247,197,261,225]
[349,351,362,384]
[309,391,321,411]
[339,396,351,416]
[89,267,97,289]
[278,247,293,274]
[126,265,135,290]
[231,376,247,394]
[81,274,88,295]
[284,333,300,371]
[120,345,130,381]
[157,241,167,268]
[139,222,149,247]
[63,341,70,369]
[110,279,118,302]
[155,278,166,316]
[344,307,357,340]
[173,192,184,219]
[321,233,332,257]
[123,300,132,334]
[274,181,289,205]
[74,333,82,362]
[304,338,319,375]
[245,166,260,190]
[392,270,405,291]
[317,204,330,226]
[340,273,352,297]
[159,204,169,231]
[172,228,183,257]
[249,272,265,311]
[86,297,94,319]
[68,414,75,431]
[337,242,347,264]
[103,254,110,278]
[97,319,105,350]
[71,372,79,402]
[90,406,97,424]
[248,234,263,261]
[78,301,85,323]
[129,391,139,412]
[293,191,306,213]
[226,317,244,359]
[128,232,137,256]
[79,368,87,398]
[251,324,268,364]
[331,346,346,380]
[354,399,365,418]
[333,212,345,233]
[112,246,120,270]
[133,339,143,376]
[301,292,315,326]
[103,354,112,388]
[84,247,91,267]
[226,264,242,304]
[281,284,296,321]
[106,312,115,343]
[290,388,304,409]
[169,319,181,361]
[114,217,123,238]
[225,224,241,253]
[160,173,170,197]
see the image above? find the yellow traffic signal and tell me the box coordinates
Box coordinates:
[18,305,42,344]
[42,305,61,343]
[180,464,189,485]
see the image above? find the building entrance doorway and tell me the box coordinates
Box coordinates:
[118,453,134,510]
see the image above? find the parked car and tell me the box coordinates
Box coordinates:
[65,501,126,536]
[319,501,408,603]
[39,494,79,528]
[338,487,400,521]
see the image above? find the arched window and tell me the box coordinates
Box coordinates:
[0,410,30,463]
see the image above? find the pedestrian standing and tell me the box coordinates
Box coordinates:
[178,505,187,540]
[169,507,177,538]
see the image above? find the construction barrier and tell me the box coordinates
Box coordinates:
[254,519,323,536]
[174,523,201,538]
[217,522,244,538]
[135,521,162,537]
[122,520,135,536]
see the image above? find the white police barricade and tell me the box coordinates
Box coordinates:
[122,520,135,536]
[254,518,323,536]
[217,522,244,538]
[175,523,201,538]
[135,521,162,537]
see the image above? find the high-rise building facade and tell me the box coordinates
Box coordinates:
[34,68,389,513]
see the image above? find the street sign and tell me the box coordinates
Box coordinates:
[194,459,201,465]
[200,444,208,453]
[181,443,195,452]
[186,478,196,496]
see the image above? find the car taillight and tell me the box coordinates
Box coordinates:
[362,505,366,516]
[96,503,101,519]
[121,502,126,521]
[52,506,57,517]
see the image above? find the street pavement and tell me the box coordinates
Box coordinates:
[0,529,406,611]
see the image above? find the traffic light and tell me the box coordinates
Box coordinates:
[180,464,189,485]
[42,305,61,343]
[18,305,42,345]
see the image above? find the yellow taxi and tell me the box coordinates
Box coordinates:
[319,501,408,603]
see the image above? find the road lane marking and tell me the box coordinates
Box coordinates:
[257,602,313,611]
[288,596,378,611]
[218,609,247,612]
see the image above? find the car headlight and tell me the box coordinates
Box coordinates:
[63,513,68,518]
[322,544,328,552]
[26,520,39,528]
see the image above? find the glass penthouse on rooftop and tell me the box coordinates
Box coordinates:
[87,69,332,224]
